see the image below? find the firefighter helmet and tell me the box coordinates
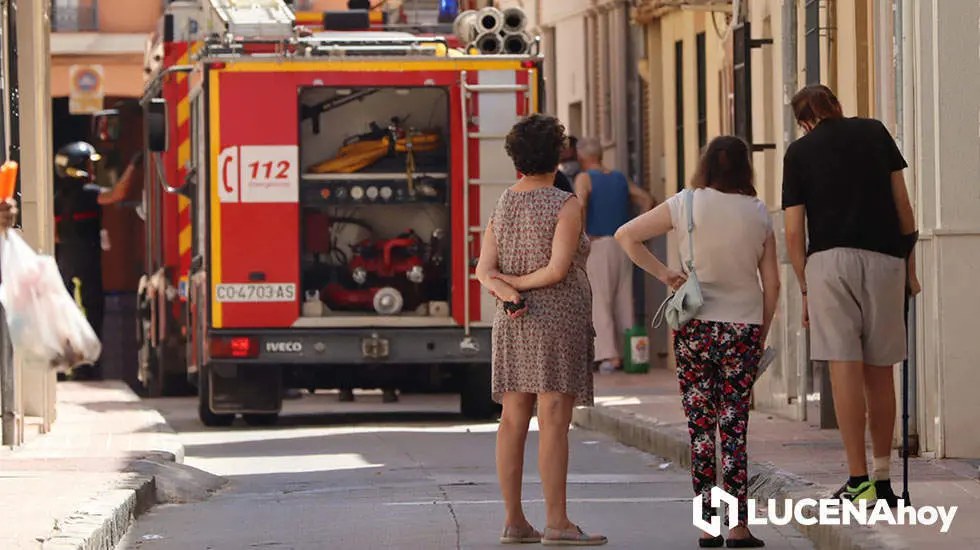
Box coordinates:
[54,141,102,181]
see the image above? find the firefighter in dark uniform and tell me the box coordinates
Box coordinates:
[54,141,142,381]
[54,141,107,380]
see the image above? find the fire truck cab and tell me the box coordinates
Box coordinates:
[115,0,542,426]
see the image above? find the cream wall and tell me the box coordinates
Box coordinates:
[907,0,980,459]
[638,0,980,458]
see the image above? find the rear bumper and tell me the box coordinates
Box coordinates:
[210,326,491,364]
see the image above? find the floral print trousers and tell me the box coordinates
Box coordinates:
[674,319,763,524]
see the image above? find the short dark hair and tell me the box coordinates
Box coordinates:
[690,135,756,197]
[791,84,844,126]
[505,114,566,176]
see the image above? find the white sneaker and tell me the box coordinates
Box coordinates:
[599,361,617,374]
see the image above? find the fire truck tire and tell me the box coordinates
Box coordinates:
[242,413,280,427]
[198,366,235,428]
[460,364,497,420]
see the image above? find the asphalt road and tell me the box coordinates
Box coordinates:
[121,392,815,550]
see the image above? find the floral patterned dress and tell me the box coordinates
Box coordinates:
[489,186,595,406]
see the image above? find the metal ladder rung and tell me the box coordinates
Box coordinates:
[463,84,530,93]
[468,226,483,234]
[468,133,508,140]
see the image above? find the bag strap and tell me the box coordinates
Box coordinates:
[683,189,695,272]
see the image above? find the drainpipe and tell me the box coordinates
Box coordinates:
[1,0,21,448]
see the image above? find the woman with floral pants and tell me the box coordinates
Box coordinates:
[615,136,780,548]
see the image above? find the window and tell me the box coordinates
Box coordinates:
[674,40,685,192]
[696,32,707,152]
[50,0,99,32]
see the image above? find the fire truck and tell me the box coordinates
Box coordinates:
[99,0,543,426]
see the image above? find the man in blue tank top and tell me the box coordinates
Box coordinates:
[573,137,655,373]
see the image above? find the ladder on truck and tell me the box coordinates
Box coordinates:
[207,0,296,39]
[459,69,535,340]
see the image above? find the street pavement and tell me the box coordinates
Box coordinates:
[120,392,813,550]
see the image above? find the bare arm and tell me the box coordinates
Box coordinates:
[759,230,781,341]
[891,171,916,235]
[628,180,656,213]
[499,198,583,291]
[784,205,808,327]
[97,158,138,206]
[614,202,687,289]
[475,221,521,303]
[784,205,807,291]
[891,170,920,294]
[573,172,591,224]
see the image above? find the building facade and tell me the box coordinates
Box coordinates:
[515,0,979,459]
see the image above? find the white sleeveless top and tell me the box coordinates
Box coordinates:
[666,188,773,325]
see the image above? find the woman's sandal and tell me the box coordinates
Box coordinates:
[725,535,765,548]
[699,534,724,547]
[541,525,608,546]
[499,524,542,544]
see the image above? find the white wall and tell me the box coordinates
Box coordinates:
[910,0,980,459]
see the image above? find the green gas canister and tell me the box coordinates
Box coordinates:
[623,325,650,374]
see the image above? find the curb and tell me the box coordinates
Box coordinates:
[572,406,912,550]
[38,393,187,550]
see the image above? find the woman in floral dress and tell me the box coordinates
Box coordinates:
[475,114,606,546]
[615,136,780,548]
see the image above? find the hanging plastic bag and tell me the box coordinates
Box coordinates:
[0,230,102,369]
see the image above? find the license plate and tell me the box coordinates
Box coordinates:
[215,283,296,303]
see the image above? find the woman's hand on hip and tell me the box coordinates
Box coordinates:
[658,268,688,291]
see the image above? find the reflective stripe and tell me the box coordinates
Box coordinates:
[54,211,99,223]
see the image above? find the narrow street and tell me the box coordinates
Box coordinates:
[121,393,814,550]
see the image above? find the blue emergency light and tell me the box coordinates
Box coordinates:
[438,0,460,23]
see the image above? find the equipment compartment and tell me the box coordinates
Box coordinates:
[298,86,453,323]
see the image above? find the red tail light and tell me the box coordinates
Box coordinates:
[210,336,258,359]
[211,62,228,70]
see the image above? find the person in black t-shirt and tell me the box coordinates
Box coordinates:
[782,85,919,508]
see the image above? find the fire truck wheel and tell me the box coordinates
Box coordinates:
[243,413,280,427]
[198,366,235,428]
[460,364,497,420]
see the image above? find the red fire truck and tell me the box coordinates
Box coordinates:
[104,0,542,426]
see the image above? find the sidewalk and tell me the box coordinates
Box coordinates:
[0,381,185,550]
[574,369,980,550]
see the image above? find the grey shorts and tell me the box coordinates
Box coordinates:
[806,248,906,365]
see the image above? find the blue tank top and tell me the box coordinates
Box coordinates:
[585,169,632,237]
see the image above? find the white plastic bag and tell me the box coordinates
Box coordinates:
[0,230,102,369]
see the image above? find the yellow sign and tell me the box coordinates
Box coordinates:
[69,65,104,115]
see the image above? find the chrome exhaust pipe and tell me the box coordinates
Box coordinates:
[475,31,504,55]
[501,7,527,34]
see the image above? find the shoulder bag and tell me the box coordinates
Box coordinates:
[652,188,704,331]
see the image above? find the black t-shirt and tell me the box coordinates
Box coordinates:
[554,171,574,193]
[781,117,908,258]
